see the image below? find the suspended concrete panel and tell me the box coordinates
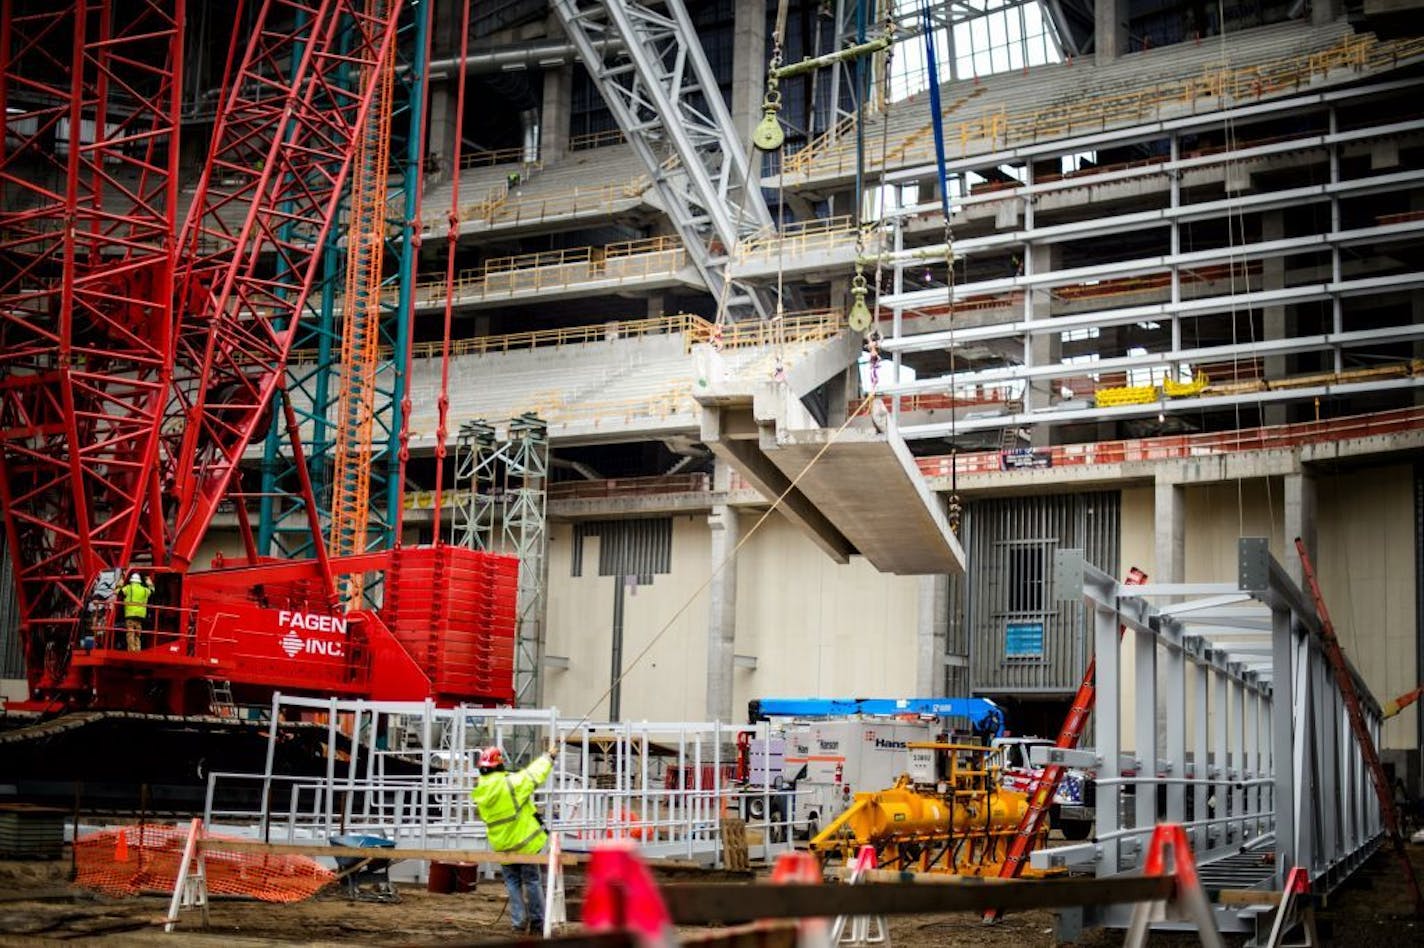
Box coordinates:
[698,382,964,576]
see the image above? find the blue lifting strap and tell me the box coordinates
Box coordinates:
[922,5,953,224]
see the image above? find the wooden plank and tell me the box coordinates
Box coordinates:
[655,877,1176,925]
[1215,888,1284,907]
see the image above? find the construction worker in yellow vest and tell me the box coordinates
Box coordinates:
[472,741,556,934]
[119,571,154,651]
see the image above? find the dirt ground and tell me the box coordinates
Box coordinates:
[1,844,1421,947]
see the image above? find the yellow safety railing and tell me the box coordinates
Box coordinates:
[736,215,863,261]
[289,313,710,366]
[404,235,687,304]
[682,309,845,353]
[569,128,627,151]
[460,147,533,169]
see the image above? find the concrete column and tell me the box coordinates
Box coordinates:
[428,84,458,181]
[1094,0,1128,64]
[540,66,572,166]
[916,575,949,695]
[1284,471,1316,591]
[1026,242,1057,447]
[731,0,768,149]
[1312,0,1339,26]
[705,463,739,723]
[1154,478,1186,585]
[1154,477,1186,759]
[1261,212,1287,426]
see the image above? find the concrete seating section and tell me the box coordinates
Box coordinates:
[424,143,652,232]
[776,19,1401,184]
[396,327,832,440]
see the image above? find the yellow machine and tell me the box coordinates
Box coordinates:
[808,741,1059,878]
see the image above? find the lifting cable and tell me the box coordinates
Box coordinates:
[860,1,897,395]
[564,388,882,737]
[392,4,436,548]
[429,0,473,536]
[1212,1,1271,537]
[922,3,962,532]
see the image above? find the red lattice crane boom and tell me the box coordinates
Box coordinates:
[329,1,397,604]
[0,0,184,692]
[164,0,404,570]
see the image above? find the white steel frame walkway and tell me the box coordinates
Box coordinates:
[1036,538,1383,939]
[203,698,799,875]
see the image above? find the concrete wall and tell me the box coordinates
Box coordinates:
[1316,465,1418,752]
[542,513,923,723]
[544,516,711,722]
[730,518,922,717]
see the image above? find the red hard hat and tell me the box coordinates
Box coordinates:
[478,746,505,769]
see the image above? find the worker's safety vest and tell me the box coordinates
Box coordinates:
[471,754,553,854]
[120,581,151,619]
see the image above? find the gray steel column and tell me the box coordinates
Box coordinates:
[1165,632,1187,826]
[705,466,740,722]
[1193,656,1211,852]
[1295,633,1316,872]
[916,574,949,695]
[1134,623,1158,833]
[1231,674,1245,845]
[1212,656,1229,851]
[1095,597,1122,873]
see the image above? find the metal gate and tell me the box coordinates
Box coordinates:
[957,492,1120,693]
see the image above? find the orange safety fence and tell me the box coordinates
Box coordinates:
[74,825,334,902]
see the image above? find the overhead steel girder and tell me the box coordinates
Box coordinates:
[550,0,774,319]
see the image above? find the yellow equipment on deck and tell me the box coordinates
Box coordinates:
[808,741,1060,878]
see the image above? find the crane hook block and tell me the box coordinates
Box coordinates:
[847,271,872,332]
[753,109,784,153]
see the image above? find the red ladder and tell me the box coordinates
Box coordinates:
[1295,538,1424,917]
[985,565,1148,921]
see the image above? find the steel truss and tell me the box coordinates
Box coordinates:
[257,0,429,567]
[451,415,549,707]
[550,0,774,320]
[166,0,404,568]
[1038,539,1383,939]
[0,0,184,686]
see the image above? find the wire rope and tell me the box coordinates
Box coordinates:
[563,388,882,737]
[428,0,472,539]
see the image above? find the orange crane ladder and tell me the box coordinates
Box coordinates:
[984,565,1148,922]
[1295,538,1424,917]
[328,0,397,607]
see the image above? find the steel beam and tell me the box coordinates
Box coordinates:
[550,0,774,320]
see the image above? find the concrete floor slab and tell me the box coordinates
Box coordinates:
[700,384,965,575]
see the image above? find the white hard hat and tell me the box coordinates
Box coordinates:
[129,572,141,583]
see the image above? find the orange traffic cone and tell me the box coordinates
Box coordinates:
[114,828,130,863]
